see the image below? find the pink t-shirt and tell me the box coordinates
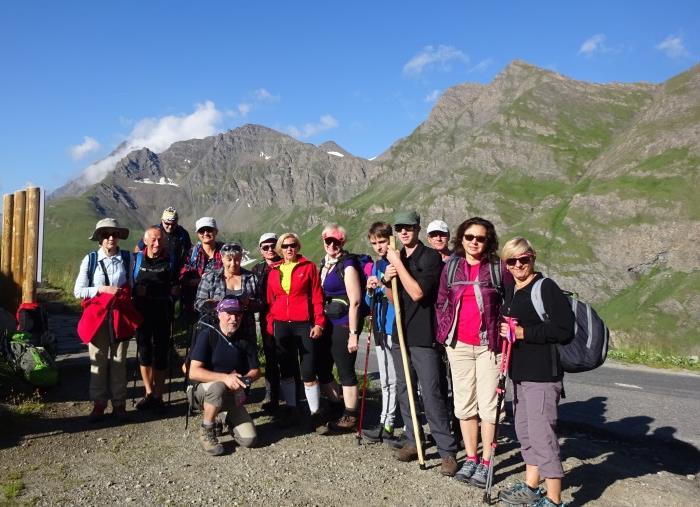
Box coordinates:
[456,262,482,345]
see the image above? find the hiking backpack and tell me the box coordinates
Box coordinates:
[2,331,59,387]
[131,250,175,282]
[320,253,373,322]
[445,254,504,299]
[15,302,57,356]
[531,278,610,373]
[86,249,132,286]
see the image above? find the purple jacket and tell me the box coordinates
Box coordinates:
[435,255,513,352]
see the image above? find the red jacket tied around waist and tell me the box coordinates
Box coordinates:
[77,288,143,344]
[265,256,326,335]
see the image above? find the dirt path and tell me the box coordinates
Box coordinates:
[1,352,698,506]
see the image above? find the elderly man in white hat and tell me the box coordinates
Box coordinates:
[74,218,132,423]
[426,219,452,262]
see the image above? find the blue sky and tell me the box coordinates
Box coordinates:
[1,0,698,196]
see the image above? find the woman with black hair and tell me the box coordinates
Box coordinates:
[435,217,513,488]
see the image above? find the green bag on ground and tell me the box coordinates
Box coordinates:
[8,332,59,387]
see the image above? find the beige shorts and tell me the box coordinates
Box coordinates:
[445,341,503,423]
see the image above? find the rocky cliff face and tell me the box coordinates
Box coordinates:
[46,61,699,353]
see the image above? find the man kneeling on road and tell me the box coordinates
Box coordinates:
[189,298,260,456]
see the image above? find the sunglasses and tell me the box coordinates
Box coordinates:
[394,224,416,233]
[221,244,242,254]
[463,234,487,243]
[281,243,298,249]
[324,237,342,246]
[99,231,118,240]
[198,227,215,234]
[428,231,448,238]
[260,244,275,251]
[505,255,533,267]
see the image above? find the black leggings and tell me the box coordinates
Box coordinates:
[273,321,332,384]
[324,323,358,387]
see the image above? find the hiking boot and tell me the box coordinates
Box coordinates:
[274,405,299,429]
[308,410,330,434]
[328,414,358,433]
[440,455,458,477]
[362,424,393,443]
[261,396,279,413]
[111,404,129,424]
[135,393,156,411]
[198,425,224,456]
[88,401,107,423]
[394,443,418,462]
[499,481,544,505]
[469,462,489,488]
[531,497,566,507]
[454,459,479,483]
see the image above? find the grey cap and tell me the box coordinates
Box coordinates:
[195,217,217,232]
[393,210,420,226]
[258,232,278,245]
[426,220,449,234]
[89,218,129,241]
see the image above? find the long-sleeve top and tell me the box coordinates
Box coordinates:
[502,273,575,382]
[74,249,130,299]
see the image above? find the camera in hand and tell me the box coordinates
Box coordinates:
[238,375,252,393]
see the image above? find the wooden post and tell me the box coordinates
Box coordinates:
[22,187,41,303]
[11,190,26,300]
[1,194,13,278]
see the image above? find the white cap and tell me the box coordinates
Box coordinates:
[426,220,449,234]
[195,217,217,231]
[258,232,278,245]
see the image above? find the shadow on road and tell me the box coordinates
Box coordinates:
[558,396,699,506]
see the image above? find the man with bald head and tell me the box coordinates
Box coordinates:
[133,226,178,412]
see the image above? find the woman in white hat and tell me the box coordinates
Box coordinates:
[74,218,132,423]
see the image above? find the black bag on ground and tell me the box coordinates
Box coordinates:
[531,278,610,373]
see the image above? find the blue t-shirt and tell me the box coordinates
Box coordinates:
[190,327,259,374]
[365,258,395,336]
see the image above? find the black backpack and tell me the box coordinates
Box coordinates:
[531,278,610,373]
[320,253,373,323]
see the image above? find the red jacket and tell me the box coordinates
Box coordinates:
[266,256,325,335]
[77,288,143,344]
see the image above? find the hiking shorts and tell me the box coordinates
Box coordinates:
[446,342,503,423]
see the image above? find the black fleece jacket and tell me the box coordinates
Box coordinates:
[502,273,574,383]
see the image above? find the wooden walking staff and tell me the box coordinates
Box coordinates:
[389,236,426,470]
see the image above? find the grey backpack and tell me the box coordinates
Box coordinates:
[531,278,610,373]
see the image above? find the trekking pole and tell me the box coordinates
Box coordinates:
[389,236,426,470]
[483,317,516,504]
[356,302,374,445]
[167,317,174,406]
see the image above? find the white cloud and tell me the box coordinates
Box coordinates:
[253,88,280,103]
[81,101,222,185]
[656,34,690,59]
[579,34,607,56]
[469,58,493,73]
[70,136,101,160]
[403,45,469,76]
[286,114,339,139]
[238,103,252,117]
[424,89,440,103]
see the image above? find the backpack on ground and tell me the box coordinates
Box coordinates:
[531,278,610,373]
[2,331,59,387]
[15,302,57,356]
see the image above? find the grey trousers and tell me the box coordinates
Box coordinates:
[513,380,564,479]
[375,337,397,427]
[392,344,458,457]
[88,320,128,405]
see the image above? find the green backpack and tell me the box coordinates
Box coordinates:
[7,332,59,388]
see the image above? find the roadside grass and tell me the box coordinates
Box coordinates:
[608,347,699,371]
[1,471,24,501]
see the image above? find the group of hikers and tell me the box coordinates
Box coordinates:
[74,206,575,507]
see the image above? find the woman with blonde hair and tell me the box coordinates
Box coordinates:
[498,237,574,507]
[265,233,327,427]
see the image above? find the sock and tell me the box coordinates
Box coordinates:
[527,485,540,492]
[343,407,358,417]
[305,383,321,414]
[384,424,394,433]
[280,378,297,407]
[467,455,479,463]
[481,459,490,467]
[202,421,215,428]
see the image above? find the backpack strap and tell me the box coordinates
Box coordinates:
[87,251,98,287]
[120,249,132,284]
[132,251,144,282]
[488,255,503,296]
[98,259,110,286]
[531,278,548,321]
[446,255,460,290]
